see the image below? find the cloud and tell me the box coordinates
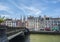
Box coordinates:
[0,3,14,14]
[23,6,42,16]
[8,0,26,15]
[0,14,11,19]
[0,3,14,18]
[42,0,60,3]
[54,9,60,14]
[50,0,60,3]
[0,4,9,11]
[8,0,42,16]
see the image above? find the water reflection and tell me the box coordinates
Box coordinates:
[9,34,60,42]
[24,35,30,42]
[9,35,30,42]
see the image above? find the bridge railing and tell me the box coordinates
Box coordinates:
[6,27,25,36]
[0,25,25,36]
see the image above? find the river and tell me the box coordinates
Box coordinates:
[30,34,60,42]
[9,34,60,42]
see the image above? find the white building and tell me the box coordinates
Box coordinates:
[27,15,60,31]
[27,16,41,31]
[1,19,17,27]
[43,16,60,31]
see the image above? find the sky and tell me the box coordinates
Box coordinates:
[0,0,60,19]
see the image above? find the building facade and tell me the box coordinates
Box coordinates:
[26,16,41,31]
[43,16,60,31]
[1,16,60,31]
[16,20,23,27]
[26,16,60,31]
[1,19,23,27]
[1,19,16,27]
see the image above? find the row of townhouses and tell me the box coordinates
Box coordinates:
[26,16,60,31]
[1,16,60,31]
[1,19,25,27]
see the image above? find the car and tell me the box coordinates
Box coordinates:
[45,27,51,31]
[40,28,44,31]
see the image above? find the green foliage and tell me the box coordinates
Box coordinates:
[0,16,5,23]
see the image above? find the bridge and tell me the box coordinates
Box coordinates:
[7,29,24,40]
[0,26,29,42]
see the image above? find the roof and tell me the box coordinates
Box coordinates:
[5,19,12,21]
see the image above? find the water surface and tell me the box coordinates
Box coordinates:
[9,34,60,42]
[30,34,60,42]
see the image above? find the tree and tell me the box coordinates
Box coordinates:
[0,16,5,24]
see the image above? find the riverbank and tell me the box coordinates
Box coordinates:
[30,31,60,35]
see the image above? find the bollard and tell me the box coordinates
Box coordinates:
[0,28,9,42]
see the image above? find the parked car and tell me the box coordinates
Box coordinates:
[52,26,59,32]
[45,27,51,31]
[40,28,44,31]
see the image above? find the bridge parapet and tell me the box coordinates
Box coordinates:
[0,25,29,42]
[0,28,25,42]
[0,28,8,42]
